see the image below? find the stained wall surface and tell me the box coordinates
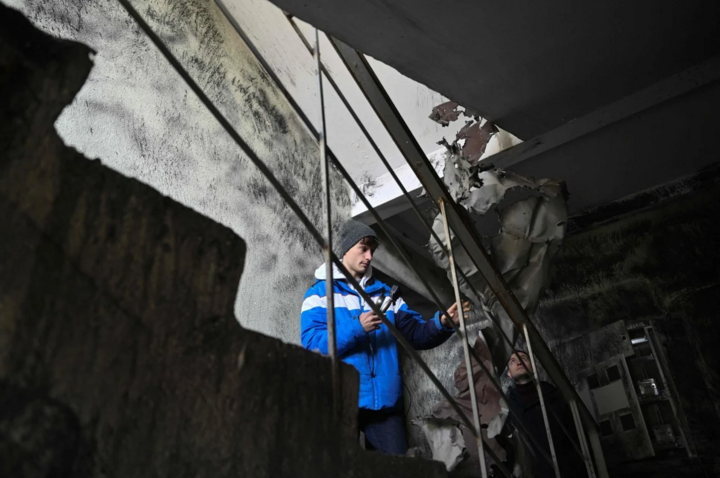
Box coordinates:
[2,0,351,345]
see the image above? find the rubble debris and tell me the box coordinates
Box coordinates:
[412,417,467,471]
[423,103,568,469]
[457,120,498,165]
[429,101,461,126]
[431,336,508,471]
[429,167,568,345]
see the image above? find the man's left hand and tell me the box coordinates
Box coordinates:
[441,300,471,328]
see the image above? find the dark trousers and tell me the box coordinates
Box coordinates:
[358,407,408,455]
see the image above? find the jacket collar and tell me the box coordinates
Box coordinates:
[314,262,385,295]
[507,381,557,413]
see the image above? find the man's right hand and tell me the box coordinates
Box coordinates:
[359,311,382,333]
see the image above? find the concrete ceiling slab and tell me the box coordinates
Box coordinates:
[269,0,720,139]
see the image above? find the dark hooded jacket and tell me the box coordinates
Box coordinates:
[507,381,587,478]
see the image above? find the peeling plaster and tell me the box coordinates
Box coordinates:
[403,102,568,459]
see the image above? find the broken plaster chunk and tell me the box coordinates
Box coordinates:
[499,195,567,243]
[489,233,533,275]
[465,183,504,216]
[429,101,461,126]
[456,120,497,164]
[443,151,473,200]
[429,212,480,278]
[413,417,467,471]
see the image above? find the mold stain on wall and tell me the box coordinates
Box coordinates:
[2,0,351,344]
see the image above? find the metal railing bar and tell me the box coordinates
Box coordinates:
[314,27,341,417]
[523,324,561,477]
[441,199,488,478]
[570,399,598,478]
[116,3,512,476]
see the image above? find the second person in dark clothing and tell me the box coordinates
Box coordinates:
[506,351,588,478]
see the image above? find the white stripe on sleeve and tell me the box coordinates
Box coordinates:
[335,293,361,312]
[301,295,326,313]
[392,297,406,313]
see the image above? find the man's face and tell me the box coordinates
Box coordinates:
[507,352,533,382]
[343,239,375,278]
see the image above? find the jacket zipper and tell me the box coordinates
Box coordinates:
[362,290,378,407]
[353,282,380,408]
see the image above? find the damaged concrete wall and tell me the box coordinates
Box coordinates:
[536,175,720,463]
[0,8,448,477]
[1,0,351,345]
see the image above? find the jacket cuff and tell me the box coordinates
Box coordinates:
[432,311,455,332]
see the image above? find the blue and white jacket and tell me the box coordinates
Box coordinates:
[301,263,454,410]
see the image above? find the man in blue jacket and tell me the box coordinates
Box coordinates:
[301,219,463,455]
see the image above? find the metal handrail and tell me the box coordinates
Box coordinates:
[313,28,340,418]
[440,198,488,477]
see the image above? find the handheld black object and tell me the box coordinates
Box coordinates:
[380,285,400,313]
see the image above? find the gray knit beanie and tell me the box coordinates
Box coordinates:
[337,219,378,258]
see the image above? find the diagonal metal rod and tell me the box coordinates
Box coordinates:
[570,399,598,478]
[281,14,584,466]
[440,199,488,478]
[327,35,607,478]
[314,27,340,418]
[115,2,513,476]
